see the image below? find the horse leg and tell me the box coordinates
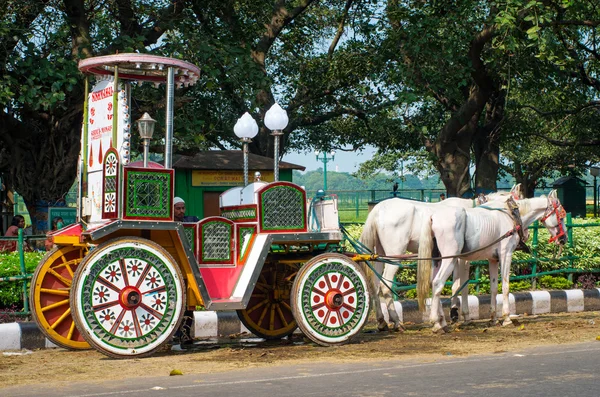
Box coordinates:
[460,260,471,323]
[380,264,403,331]
[450,261,460,323]
[430,258,455,333]
[500,247,515,327]
[488,259,499,326]
[369,261,388,331]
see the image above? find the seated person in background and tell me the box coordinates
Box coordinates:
[173,197,200,222]
[45,216,65,251]
[2,215,32,252]
[172,196,198,347]
[439,193,446,201]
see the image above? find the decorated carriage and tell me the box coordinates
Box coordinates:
[29,54,370,358]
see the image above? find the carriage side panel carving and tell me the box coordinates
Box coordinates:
[122,167,174,220]
[258,182,307,233]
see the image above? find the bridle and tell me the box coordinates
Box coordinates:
[540,200,566,243]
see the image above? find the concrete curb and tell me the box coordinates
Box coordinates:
[2,288,600,351]
[387,288,600,324]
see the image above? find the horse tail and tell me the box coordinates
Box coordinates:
[358,206,379,285]
[417,215,434,312]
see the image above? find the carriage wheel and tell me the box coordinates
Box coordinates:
[70,237,185,359]
[30,245,90,350]
[291,253,370,346]
[237,261,299,339]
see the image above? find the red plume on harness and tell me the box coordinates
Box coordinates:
[540,200,566,243]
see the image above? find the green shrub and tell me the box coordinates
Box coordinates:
[0,251,44,308]
[539,275,573,290]
[509,280,532,292]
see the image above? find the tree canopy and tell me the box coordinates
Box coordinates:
[1,0,599,231]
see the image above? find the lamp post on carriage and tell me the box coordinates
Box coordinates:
[264,103,289,182]
[315,150,335,191]
[136,112,157,168]
[234,112,259,187]
[591,166,599,217]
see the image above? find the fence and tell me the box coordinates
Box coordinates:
[309,189,447,222]
[0,229,46,318]
[1,213,599,317]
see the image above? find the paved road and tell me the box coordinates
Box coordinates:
[4,342,599,397]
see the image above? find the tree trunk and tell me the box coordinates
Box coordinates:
[434,129,473,198]
[473,90,504,193]
[0,105,82,233]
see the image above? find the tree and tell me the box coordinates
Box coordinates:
[350,1,600,197]
[0,0,397,231]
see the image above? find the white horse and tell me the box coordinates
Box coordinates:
[359,185,524,331]
[416,190,567,332]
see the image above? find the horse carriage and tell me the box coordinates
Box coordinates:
[29,54,370,359]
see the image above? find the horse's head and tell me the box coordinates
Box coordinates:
[540,190,567,245]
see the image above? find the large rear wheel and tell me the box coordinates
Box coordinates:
[291,253,369,346]
[70,237,185,358]
[30,245,90,350]
[237,261,299,339]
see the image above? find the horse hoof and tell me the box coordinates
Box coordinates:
[450,308,459,323]
[502,318,513,327]
[377,322,390,332]
[432,325,448,334]
[488,319,499,327]
[393,324,406,333]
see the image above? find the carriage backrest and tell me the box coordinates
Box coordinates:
[257,182,307,233]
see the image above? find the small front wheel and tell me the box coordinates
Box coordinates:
[291,253,370,346]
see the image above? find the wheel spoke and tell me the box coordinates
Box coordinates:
[135,264,152,289]
[67,320,77,341]
[269,303,276,330]
[257,303,270,327]
[97,276,121,293]
[324,274,332,290]
[342,288,356,296]
[275,304,289,327]
[40,298,69,312]
[50,307,71,330]
[322,309,332,325]
[40,288,70,296]
[109,309,127,334]
[142,285,167,295]
[246,298,269,315]
[311,302,326,311]
[254,282,269,293]
[93,299,120,311]
[336,274,345,290]
[342,303,355,312]
[119,258,130,286]
[131,311,142,337]
[47,268,72,287]
[311,287,326,296]
[281,300,292,311]
[139,302,164,320]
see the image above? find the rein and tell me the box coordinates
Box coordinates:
[343,224,521,264]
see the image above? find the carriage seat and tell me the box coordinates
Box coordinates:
[240,182,268,205]
[219,187,243,208]
[307,194,339,232]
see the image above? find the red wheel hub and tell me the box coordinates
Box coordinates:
[119,286,142,309]
[325,289,344,310]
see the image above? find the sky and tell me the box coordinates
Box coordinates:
[282,145,377,173]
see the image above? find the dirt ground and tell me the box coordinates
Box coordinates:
[1,311,600,389]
